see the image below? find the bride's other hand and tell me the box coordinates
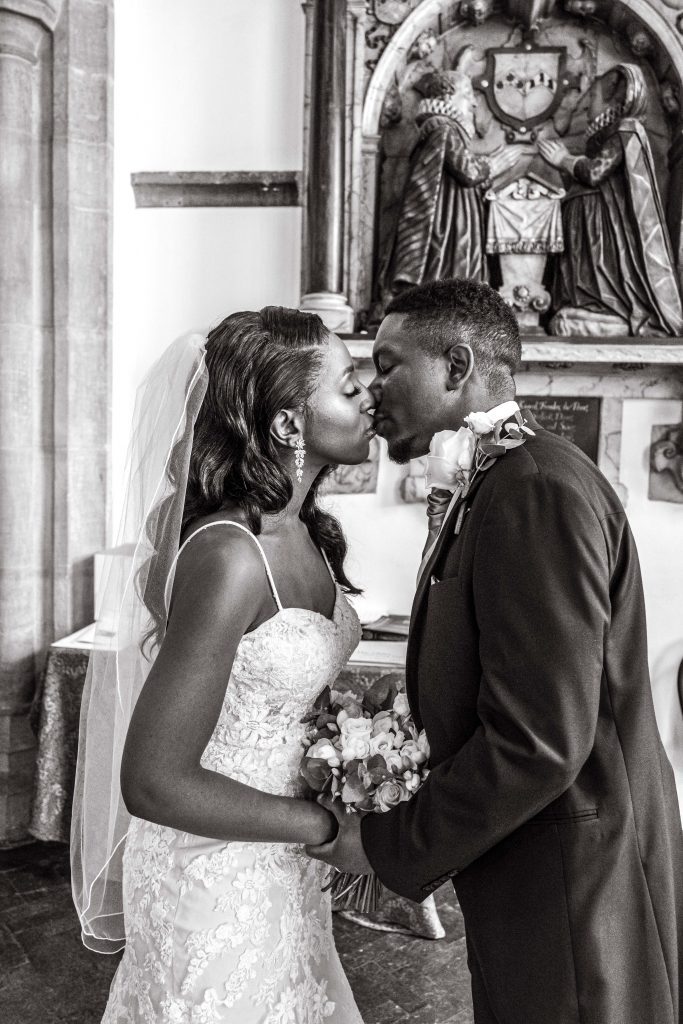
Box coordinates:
[305,793,373,875]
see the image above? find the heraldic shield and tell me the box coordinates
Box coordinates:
[477,46,568,137]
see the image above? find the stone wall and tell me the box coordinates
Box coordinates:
[0,0,112,845]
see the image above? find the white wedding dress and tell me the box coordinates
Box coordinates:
[102,522,365,1024]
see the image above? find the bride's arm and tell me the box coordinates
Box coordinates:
[120,528,336,846]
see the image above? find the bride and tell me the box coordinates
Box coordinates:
[71,306,376,1023]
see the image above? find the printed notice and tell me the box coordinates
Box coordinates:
[520,396,601,463]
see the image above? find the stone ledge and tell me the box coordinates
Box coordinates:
[346,335,683,368]
[131,171,302,208]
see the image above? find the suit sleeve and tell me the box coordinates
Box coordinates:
[361,472,611,902]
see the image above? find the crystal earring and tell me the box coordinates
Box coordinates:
[295,437,306,483]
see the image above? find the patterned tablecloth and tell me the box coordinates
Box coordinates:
[30,646,89,845]
[29,639,445,940]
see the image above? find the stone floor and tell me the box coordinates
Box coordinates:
[0,842,474,1024]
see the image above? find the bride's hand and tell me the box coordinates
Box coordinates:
[305,794,374,876]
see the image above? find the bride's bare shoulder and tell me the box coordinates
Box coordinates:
[170,516,266,615]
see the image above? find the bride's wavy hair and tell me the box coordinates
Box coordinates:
[139,306,361,653]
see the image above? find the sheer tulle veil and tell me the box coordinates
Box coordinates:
[70,332,209,953]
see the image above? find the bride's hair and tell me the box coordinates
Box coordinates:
[139,307,360,653]
[183,304,360,582]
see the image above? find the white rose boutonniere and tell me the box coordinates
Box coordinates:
[463,410,500,436]
[425,427,476,492]
[424,402,535,543]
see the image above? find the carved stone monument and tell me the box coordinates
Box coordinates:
[382,51,524,296]
[384,61,492,294]
[539,63,683,337]
[302,0,683,338]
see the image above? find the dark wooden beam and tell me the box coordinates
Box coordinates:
[131,171,302,208]
[305,0,347,294]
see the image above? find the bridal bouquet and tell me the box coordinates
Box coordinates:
[300,681,430,913]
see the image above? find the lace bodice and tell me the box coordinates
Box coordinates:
[202,588,361,796]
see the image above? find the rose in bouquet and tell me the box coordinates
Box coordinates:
[300,680,430,912]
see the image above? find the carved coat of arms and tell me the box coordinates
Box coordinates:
[476,46,568,138]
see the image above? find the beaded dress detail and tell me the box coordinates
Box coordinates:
[101,522,364,1024]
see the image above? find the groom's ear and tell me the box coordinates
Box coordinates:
[270,409,303,449]
[445,344,474,392]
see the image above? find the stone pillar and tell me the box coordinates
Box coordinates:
[0,0,111,846]
[0,0,62,844]
[51,0,113,641]
[301,0,355,333]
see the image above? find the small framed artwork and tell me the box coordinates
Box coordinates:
[321,437,381,495]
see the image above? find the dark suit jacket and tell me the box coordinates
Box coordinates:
[362,427,683,1024]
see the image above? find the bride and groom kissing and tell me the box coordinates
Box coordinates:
[72,278,682,1024]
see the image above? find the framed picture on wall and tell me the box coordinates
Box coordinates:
[321,437,381,495]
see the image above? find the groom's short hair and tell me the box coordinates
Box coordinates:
[385,278,521,394]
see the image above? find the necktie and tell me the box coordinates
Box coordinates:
[423,486,457,559]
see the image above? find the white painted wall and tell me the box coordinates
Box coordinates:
[112,0,306,518]
[321,445,426,623]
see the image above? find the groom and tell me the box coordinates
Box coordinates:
[308,279,683,1023]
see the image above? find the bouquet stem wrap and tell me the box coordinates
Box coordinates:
[323,869,384,914]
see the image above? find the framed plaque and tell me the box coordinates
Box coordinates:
[520,396,601,463]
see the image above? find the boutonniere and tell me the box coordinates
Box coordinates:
[464,406,534,469]
[453,406,534,533]
[424,403,534,541]
[425,426,475,493]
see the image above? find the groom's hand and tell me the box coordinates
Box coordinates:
[304,794,374,875]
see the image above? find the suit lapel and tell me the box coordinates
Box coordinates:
[405,469,489,720]
[410,412,540,621]
[404,411,538,721]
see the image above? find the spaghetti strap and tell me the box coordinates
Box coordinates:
[164,520,284,612]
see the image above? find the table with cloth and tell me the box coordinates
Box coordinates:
[30,628,445,940]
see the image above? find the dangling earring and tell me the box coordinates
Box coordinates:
[295,437,306,483]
